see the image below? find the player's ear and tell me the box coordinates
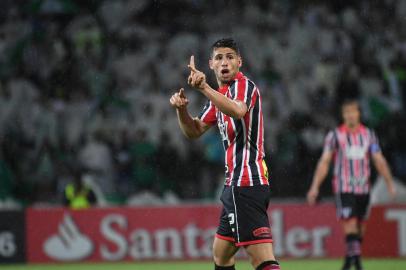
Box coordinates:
[209,59,214,70]
[238,56,242,68]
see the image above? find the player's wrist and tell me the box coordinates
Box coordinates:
[200,82,212,94]
[176,106,188,113]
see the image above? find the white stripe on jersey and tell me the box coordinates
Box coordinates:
[238,118,247,186]
[200,102,212,121]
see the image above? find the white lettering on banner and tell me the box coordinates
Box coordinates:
[272,210,284,256]
[272,210,331,257]
[312,227,331,257]
[0,232,16,257]
[201,228,217,258]
[100,214,128,261]
[129,229,153,259]
[286,227,310,257]
[155,229,183,259]
[183,224,200,258]
[98,215,216,260]
[385,209,406,256]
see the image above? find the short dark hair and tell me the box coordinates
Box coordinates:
[341,99,360,110]
[211,38,240,55]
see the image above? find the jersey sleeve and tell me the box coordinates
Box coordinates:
[230,78,257,111]
[369,130,381,153]
[323,130,338,153]
[198,100,217,126]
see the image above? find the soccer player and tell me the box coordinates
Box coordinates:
[170,38,280,270]
[307,99,396,270]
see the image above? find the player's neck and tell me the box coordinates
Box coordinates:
[216,78,227,88]
[345,123,361,132]
[217,80,227,88]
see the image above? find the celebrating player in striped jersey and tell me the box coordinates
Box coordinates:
[307,99,396,270]
[170,38,280,270]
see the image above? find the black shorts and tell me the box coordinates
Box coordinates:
[335,193,370,221]
[216,185,273,247]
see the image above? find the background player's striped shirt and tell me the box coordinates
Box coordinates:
[199,72,268,187]
[323,124,381,194]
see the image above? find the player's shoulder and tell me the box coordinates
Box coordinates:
[359,124,376,136]
[229,73,258,97]
[325,129,337,140]
[325,126,344,142]
[327,125,341,135]
[233,72,256,87]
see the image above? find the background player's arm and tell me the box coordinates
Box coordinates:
[188,56,247,119]
[170,88,211,139]
[307,151,333,205]
[372,152,396,198]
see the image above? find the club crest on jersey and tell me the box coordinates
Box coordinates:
[218,121,228,141]
[345,145,367,160]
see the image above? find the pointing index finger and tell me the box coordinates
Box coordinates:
[179,88,185,97]
[188,55,198,72]
[190,55,195,69]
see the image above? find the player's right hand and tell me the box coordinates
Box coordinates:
[188,55,207,90]
[170,88,189,109]
[307,187,319,205]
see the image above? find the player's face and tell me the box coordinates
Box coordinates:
[209,47,242,85]
[342,103,361,128]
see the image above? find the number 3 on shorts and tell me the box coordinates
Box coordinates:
[228,213,235,225]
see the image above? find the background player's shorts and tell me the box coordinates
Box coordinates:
[335,193,370,221]
[216,185,273,247]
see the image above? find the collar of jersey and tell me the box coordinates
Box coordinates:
[218,72,244,94]
[339,123,365,133]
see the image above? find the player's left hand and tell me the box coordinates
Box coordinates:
[188,55,207,91]
[388,183,397,200]
[307,187,319,206]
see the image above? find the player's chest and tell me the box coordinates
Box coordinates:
[336,132,370,160]
[216,109,231,140]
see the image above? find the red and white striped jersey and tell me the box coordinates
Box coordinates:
[323,124,381,194]
[199,72,269,187]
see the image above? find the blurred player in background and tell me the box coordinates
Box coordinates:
[170,38,280,270]
[307,99,396,270]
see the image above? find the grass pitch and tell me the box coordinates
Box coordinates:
[0,259,405,270]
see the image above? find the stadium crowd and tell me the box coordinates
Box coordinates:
[0,0,406,206]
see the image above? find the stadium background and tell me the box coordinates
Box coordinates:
[0,0,405,269]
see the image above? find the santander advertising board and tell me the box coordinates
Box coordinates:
[25,204,405,263]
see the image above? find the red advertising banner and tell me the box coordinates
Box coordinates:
[25,204,406,263]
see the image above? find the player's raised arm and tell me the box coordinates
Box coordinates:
[188,55,247,119]
[169,88,211,139]
[307,150,333,205]
[372,152,396,199]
